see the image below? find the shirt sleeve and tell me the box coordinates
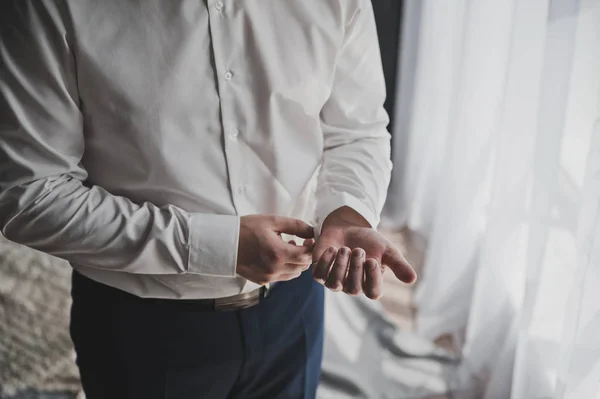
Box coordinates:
[0,1,238,277]
[314,0,393,236]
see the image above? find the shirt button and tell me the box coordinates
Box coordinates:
[215,1,224,11]
[224,70,233,80]
[229,128,240,140]
[235,186,246,196]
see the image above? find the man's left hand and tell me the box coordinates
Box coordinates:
[312,207,417,299]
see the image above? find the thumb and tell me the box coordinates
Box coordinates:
[382,247,417,284]
[271,216,315,239]
[303,238,316,249]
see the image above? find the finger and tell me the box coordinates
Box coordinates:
[300,238,315,255]
[343,248,365,296]
[236,266,264,286]
[325,247,351,292]
[382,247,417,284]
[267,233,313,265]
[312,240,329,263]
[364,258,384,300]
[312,247,337,284]
[280,241,314,265]
[272,217,314,239]
[283,261,312,272]
[303,238,315,248]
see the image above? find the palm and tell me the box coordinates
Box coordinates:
[311,208,416,299]
[314,225,416,285]
[316,226,388,263]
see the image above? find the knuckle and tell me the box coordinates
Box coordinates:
[345,285,361,296]
[352,248,366,258]
[263,264,277,276]
[280,247,293,259]
[366,259,379,271]
[338,247,351,257]
[265,249,280,263]
[293,219,302,230]
[365,283,382,299]
[350,260,362,270]
[325,279,342,291]
[267,215,279,226]
[313,272,327,283]
[368,290,382,300]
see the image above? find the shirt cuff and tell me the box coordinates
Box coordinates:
[187,213,240,277]
[314,192,379,238]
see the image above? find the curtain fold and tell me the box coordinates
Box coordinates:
[385,0,600,397]
[371,0,403,133]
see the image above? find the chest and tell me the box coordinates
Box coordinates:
[68,0,347,115]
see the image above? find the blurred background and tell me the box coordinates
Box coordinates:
[1,0,599,398]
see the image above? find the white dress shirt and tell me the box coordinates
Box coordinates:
[0,0,391,299]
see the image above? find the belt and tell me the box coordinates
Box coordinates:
[72,271,269,312]
[212,286,269,311]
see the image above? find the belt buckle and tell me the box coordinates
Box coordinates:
[214,289,261,312]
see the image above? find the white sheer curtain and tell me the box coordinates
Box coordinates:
[385,0,600,398]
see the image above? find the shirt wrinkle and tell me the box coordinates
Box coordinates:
[0,0,391,299]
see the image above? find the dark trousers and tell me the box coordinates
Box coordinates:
[69,270,324,399]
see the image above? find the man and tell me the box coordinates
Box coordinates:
[0,1,416,398]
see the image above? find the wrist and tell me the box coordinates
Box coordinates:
[322,206,372,231]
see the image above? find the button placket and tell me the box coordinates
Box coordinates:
[229,128,240,140]
[234,186,247,197]
[214,0,224,14]
[206,0,246,214]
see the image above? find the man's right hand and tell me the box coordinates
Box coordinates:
[236,215,315,285]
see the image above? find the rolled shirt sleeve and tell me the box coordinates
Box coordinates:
[0,1,238,278]
[314,0,393,236]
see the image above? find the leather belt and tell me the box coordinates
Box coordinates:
[72,271,269,312]
[213,286,269,311]
[156,286,269,312]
